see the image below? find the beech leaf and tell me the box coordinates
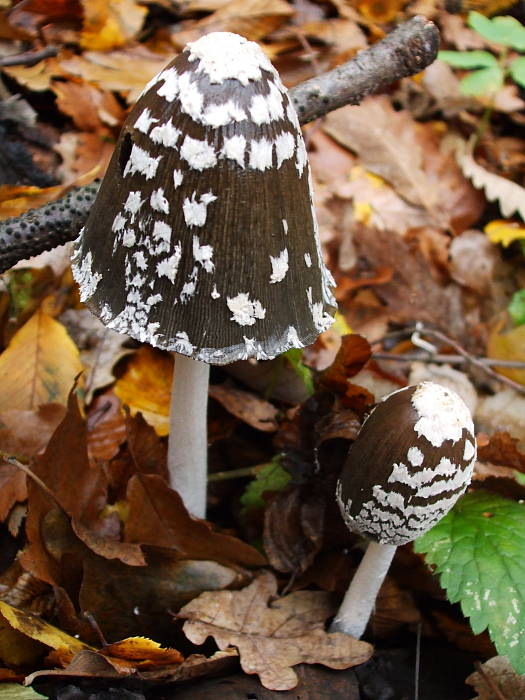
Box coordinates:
[179,570,373,691]
[0,309,83,412]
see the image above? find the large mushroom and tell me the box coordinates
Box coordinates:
[330,381,477,638]
[72,32,336,518]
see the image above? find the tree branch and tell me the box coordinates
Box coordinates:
[0,16,439,273]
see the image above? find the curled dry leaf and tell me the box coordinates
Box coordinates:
[477,431,525,474]
[179,570,373,691]
[456,139,525,220]
[101,636,183,666]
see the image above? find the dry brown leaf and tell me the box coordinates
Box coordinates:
[466,656,525,699]
[52,79,125,132]
[2,56,67,93]
[478,431,525,474]
[87,392,127,462]
[209,382,278,432]
[80,0,147,51]
[114,346,172,436]
[0,309,83,412]
[171,0,293,48]
[180,570,373,691]
[125,473,266,568]
[456,139,525,220]
[59,47,170,103]
[324,97,483,232]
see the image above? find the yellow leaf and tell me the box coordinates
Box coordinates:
[80,0,147,51]
[485,220,525,247]
[488,323,525,386]
[102,636,184,664]
[114,347,173,436]
[0,616,47,667]
[333,311,353,336]
[0,602,92,664]
[0,309,83,411]
[353,201,372,224]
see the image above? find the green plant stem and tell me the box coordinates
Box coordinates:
[208,464,270,482]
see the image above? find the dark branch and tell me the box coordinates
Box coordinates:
[0,17,439,273]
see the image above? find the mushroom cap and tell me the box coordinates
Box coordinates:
[336,382,477,546]
[71,32,336,365]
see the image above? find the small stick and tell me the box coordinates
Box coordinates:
[0,46,58,68]
[473,660,508,700]
[373,352,525,369]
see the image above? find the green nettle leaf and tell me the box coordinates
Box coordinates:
[508,289,525,326]
[460,66,504,96]
[438,50,497,69]
[415,491,525,674]
[240,457,291,512]
[468,11,525,50]
[510,56,525,89]
[284,347,314,396]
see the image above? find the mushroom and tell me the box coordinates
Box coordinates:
[71,32,336,518]
[330,381,477,638]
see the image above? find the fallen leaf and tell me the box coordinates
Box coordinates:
[179,570,373,691]
[114,346,172,436]
[101,636,183,665]
[478,431,525,474]
[52,79,125,132]
[59,47,170,103]
[466,655,525,699]
[319,334,372,395]
[80,0,147,51]
[484,219,525,247]
[209,382,279,432]
[0,600,92,664]
[171,0,293,48]
[0,182,78,219]
[125,473,266,568]
[0,309,83,412]
[87,392,127,462]
[457,140,525,219]
[487,322,525,385]
[324,96,484,232]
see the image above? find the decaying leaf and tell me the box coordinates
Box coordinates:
[487,322,525,386]
[0,309,82,412]
[478,431,525,473]
[179,570,373,691]
[209,381,279,432]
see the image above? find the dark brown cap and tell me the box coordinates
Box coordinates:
[336,382,476,546]
[72,32,336,365]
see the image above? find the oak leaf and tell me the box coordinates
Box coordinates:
[179,570,373,691]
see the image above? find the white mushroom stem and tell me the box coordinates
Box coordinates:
[329,541,397,638]
[167,353,210,519]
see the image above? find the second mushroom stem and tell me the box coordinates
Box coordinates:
[167,353,210,519]
[329,541,397,638]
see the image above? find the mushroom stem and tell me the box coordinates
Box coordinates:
[329,541,397,638]
[167,353,210,519]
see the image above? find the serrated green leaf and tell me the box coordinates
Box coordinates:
[415,491,525,674]
[240,457,291,512]
[509,289,525,326]
[468,11,525,50]
[284,348,314,396]
[510,56,525,88]
[460,66,504,96]
[439,50,497,69]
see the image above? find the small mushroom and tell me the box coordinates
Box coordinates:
[71,32,336,518]
[330,381,477,638]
